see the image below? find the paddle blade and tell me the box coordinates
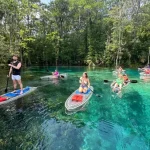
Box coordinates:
[60,75,65,78]
[96,94,102,97]
[4,88,8,93]
[104,80,109,83]
[130,80,138,83]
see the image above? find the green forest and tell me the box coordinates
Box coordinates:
[0,0,150,67]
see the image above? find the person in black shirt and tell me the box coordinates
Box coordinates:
[8,55,23,94]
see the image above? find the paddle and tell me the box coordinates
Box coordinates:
[104,79,138,83]
[60,75,65,78]
[4,76,9,93]
[88,86,101,98]
[5,60,12,93]
[4,59,12,93]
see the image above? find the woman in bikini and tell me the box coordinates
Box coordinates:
[79,72,90,93]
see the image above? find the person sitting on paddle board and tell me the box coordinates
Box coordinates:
[52,70,59,77]
[113,74,124,92]
[79,72,90,93]
[8,55,23,94]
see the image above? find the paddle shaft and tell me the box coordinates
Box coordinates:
[89,87,101,98]
[104,80,138,83]
[5,77,9,93]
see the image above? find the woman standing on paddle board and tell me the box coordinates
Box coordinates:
[79,72,90,93]
[8,55,23,94]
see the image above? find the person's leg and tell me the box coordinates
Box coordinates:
[83,87,88,93]
[113,83,119,92]
[12,75,17,92]
[17,80,23,94]
[12,80,17,92]
[79,87,83,93]
[119,84,122,90]
[16,75,23,94]
[114,83,118,89]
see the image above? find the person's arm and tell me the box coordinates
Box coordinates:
[79,77,82,84]
[88,79,90,87]
[8,62,21,70]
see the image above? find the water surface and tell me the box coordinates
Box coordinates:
[0,66,150,150]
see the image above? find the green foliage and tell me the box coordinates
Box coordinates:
[0,0,150,67]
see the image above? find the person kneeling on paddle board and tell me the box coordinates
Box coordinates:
[79,72,90,93]
[52,70,59,77]
[8,55,23,94]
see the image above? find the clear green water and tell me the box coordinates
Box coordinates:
[0,66,150,150]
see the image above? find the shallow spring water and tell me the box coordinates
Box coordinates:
[0,66,150,150]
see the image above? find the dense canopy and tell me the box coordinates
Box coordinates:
[0,0,150,67]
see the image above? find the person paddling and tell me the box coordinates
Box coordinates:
[8,55,23,94]
[79,72,90,93]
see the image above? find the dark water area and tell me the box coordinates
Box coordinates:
[0,66,150,150]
